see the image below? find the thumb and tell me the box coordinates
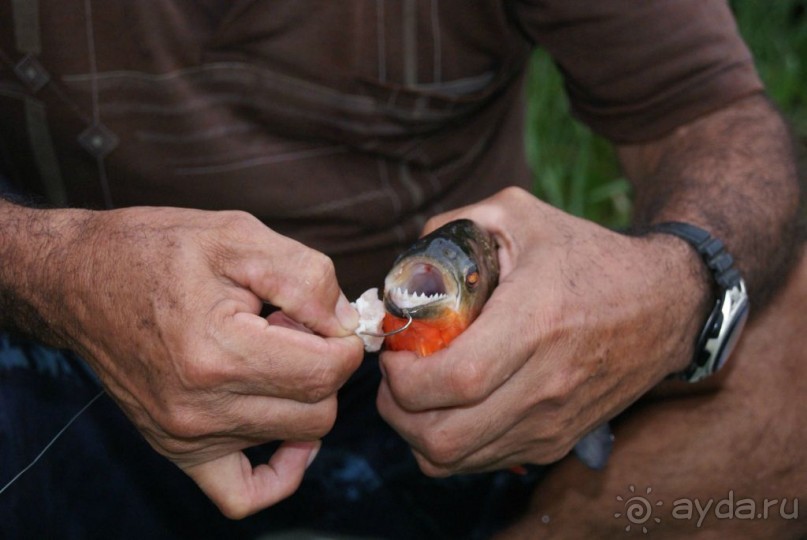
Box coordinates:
[183,441,320,519]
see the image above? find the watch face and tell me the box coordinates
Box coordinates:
[713,296,749,371]
[689,281,749,382]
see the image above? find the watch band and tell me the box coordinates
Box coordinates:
[649,222,749,382]
[651,222,741,290]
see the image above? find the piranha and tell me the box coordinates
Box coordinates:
[376,218,613,471]
[382,219,499,357]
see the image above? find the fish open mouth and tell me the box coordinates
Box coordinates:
[385,261,453,310]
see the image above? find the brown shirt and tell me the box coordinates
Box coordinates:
[0,1,762,297]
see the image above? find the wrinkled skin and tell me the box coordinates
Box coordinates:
[497,248,807,539]
[5,205,364,518]
[377,186,705,476]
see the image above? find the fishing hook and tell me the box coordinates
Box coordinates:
[359,310,413,337]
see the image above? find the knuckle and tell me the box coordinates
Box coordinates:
[448,361,490,404]
[299,398,338,438]
[383,373,420,412]
[541,389,572,415]
[530,411,576,452]
[216,492,253,520]
[395,391,423,413]
[300,364,340,403]
[495,185,537,220]
[179,357,219,392]
[149,430,196,458]
[500,185,530,202]
[159,406,206,442]
[317,398,339,434]
[540,372,577,409]
[220,210,261,237]
[374,384,396,423]
[415,454,452,478]
[533,441,574,465]
[420,430,465,466]
[284,253,338,316]
[300,252,336,288]
[177,350,234,394]
[539,420,566,444]
[210,211,263,254]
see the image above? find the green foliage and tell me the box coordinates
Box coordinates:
[525,0,807,227]
[731,0,807,134]
[524,52,630,228]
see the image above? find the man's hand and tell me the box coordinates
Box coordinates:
[377,187,708,475]
[496,248,807,540]
[378,94,800,478]
[0,204,363,518]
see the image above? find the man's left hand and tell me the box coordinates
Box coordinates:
[377,186,708,475]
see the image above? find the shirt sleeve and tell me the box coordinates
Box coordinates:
[511,0,764,143]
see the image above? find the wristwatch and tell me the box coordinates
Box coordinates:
[651,222,750,382]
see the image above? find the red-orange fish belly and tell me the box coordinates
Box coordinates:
[383,311,469,357]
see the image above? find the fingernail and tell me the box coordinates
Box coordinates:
[336,292,359,333]
[306,442,321,469]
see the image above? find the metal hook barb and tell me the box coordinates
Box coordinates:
[359,310,413,338]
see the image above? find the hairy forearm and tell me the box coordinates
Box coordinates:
[0,198,92,343]
[619,93,803,311]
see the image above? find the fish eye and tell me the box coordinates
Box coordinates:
[465,270,479,288]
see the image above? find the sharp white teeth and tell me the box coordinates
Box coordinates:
[388,287,449,309]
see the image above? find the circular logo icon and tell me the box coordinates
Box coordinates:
[614,485,663,534]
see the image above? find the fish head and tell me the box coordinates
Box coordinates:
[382,219,499,354]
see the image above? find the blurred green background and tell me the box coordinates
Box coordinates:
[525,0,807,228]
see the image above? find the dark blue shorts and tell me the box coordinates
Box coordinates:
[0,333,542,539]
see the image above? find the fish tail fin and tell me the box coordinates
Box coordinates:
[573,423,614,470]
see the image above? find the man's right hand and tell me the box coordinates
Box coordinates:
[0,203,363,518]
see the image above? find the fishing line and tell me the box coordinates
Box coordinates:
[0,389,105,496]
[0,306,408,496]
